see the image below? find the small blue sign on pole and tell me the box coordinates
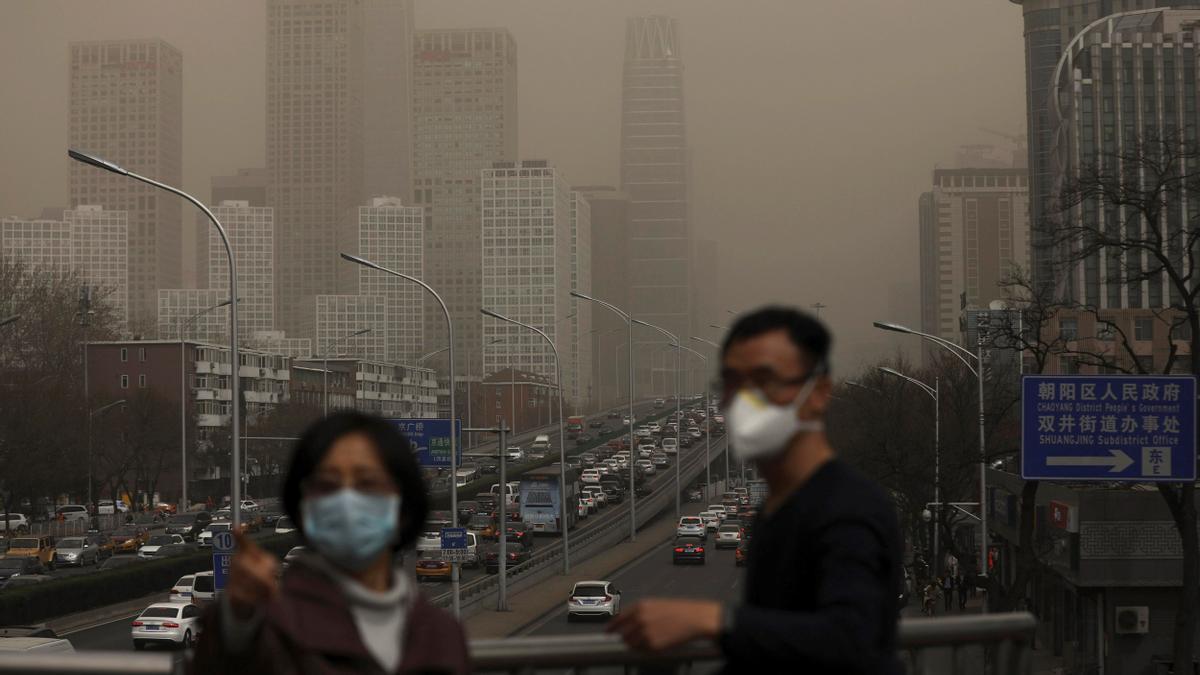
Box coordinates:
[1022,375,1197,482]
[212,530,236,592]
[440,527,468,550]
[387,419,462,467]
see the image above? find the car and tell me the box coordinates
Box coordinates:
[676,516,706,540]
[576,499,589,519]
[164,512,212,542]
[716,523,743,549]
[661,438,679,454]
[191,571,216,603]
[599,483,624,504]
[416,529,442,553]
[686,486,704,502]
[735,540,748,566]
[0,557,45,582]
[131,602,202,650]
[483,539,531,573]
[5,536,56,569]
[282,546,306,569]
[258,508,284,528]
[654,398,665,408]
[607,410,622,419]
[99,555,144,571]
[579,452,597,465]
[672,535,706,564]
[504,522,533,549]
[698,511,722,532]
[652,452,670,468]
[688,427,703,439]
[54,505,89,523]
[506,446,524,462]
[274,516,297,535]
[648,423,662,434]
[456,501,480,524]
[706,505,728,522]
[467,513,497,540]
[581,485,607,508]
[196,521,231,548]
[589,419,604,429]
[0,513,29,534]
[111,526,149,554]
[169,575,196,603]
[635,459,656,475]
[567,580,622,620]
[138,534,185,559]
[96,500,129,515]
[414,551,452,582]
[574,433,594,446]
[54,537,99,567]
[637,443,656,457]
[240,500,259,512]
[580,469,601,484]
[679,435,694,448]
[86,534,114,560]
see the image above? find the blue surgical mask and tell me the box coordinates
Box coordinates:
[301,489,401,571]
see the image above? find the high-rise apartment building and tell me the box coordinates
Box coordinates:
[68,39,182,335]
[266,0,365,335]
[358,197,424,362]
[918,168,1030,344]
[481,162,574,402]
[1,206,129,329]
[202,168,268,288]
[314,294,388,362]
[1011,0,1196,291]
[1049,8,1200,310]
[569,191,593,412]
[157,288,227,343]
[575,186,631,408]
[364,0,415,201]
[621,16,691,394]
[412,28,518,377]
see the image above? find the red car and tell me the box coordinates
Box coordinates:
[735,540,748,566]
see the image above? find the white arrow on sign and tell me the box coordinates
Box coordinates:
[1046,449,1134,473]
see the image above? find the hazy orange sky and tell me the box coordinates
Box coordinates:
[0,0,1027,372]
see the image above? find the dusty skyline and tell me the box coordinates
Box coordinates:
[0,0,1026,372]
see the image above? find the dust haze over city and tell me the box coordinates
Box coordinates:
[16,0,1200,673]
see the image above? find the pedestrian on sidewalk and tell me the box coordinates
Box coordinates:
[921,580,938,617]
[942,574,954,612]
[608,307,904,674]
[191,412,469,675]
[957,572,969,610]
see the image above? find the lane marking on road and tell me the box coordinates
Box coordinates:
[60,612,140,636]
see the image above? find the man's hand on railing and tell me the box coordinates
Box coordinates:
[607,599,722,652]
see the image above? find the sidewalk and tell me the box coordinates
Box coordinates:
[464,502,705,638]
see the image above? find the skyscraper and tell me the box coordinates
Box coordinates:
[576,186,631,408]
[68,39,182,335]
[358,196,424,362]
[201,168,268,288]
[569,191,593,412]
[621,16,691,394]
[363,0,415,201]
[1011,0,1196,290]
[481,162,574,401]
[412,28,518,378]
[266,0,365,335]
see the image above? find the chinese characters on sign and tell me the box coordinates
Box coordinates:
[387,418,462,467]
[1022,376,1196,482]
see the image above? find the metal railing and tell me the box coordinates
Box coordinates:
[471,612,1038,674]
[0,651,176,674]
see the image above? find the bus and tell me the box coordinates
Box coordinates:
[519,465,579,534]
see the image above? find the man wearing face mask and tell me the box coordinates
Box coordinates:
[609,307,903,674]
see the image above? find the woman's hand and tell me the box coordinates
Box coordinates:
[227,527,280,619]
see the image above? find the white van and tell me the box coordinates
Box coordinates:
[530,435,552,453]
[455,466,479,487]
[0,637,76,653]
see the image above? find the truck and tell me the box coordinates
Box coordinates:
[529,435,552,455]
[566,416,585,438]
[519,465,579,534]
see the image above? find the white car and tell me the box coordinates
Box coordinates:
[168,575,195,603]
[661,438,679,454]
[652,452,670,468]
[635,459,656,475]
[582,486,607,507]
[580,469,601,484]
[240,500,260,512]
[716,523,743,549]
[635,426,651,439]
[637,444,656,458]
[706,505,728,522]
[96,500,129,515]
[622,416,632,425]
[576,499,590,519]
[197,521,231,548]
[688,427,703,439]
[274,516,297,535]
[506,446,524,462]
[54,505,89,523]
[567,580,622,620]
[416,530,441,553]
[131,602,202,650]
[0,513,29,533]
[648,423,662,433]
[580,495,597,514]
[676,516,706,540]
[191,571,217,603]
[138,534,185,559]
[698,511,722,532]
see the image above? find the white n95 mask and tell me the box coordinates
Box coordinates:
[726,374,824,462]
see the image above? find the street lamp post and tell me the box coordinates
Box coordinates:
[320,328,373,416]
[340,253,460,617]
[481,309,571,575]
[178,299,234,512]
[570,291,637,542]
[690,336,726,485]
[69,149,244,528]
[875,320,987,592]
[671,344,711,495]
[633,318,682,519]
[89,398,127,521]
[879,366,940,578]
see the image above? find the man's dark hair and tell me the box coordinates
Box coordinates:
[282,411,429,551]
[721,306,832,372]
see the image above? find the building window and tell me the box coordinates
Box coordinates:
[139,374,146,388]
[1135,354,1155,372]
[120,374,129,389]
[1174,322,1192,342]
[1059,318,1078,341]
[139,347,146,362]
[1096,322,1116,342]
[120,348,128,362]
[1059,356,1080,374]
[1135,317,1154,341]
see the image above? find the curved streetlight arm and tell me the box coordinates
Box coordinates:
[690,336,719,349]
[90,398,127,417]
[878,367,936,400]
[321,327,372,357]
[417,346,450,364]
[632,318,679,346]
[845,380,882,395]
[873,321,979,376]
[570,290,629,321]
[70,147,242,529]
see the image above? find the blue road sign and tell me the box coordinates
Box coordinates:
[1022,375,1197,482]
[440,527,468,550]
[387,419,462,467]
[211,530,236,592]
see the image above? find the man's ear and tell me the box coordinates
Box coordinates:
[802,375,834,418]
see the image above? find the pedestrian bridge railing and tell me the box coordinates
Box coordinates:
[0,612,1034,674]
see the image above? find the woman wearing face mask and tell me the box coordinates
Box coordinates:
[191,412,469,675]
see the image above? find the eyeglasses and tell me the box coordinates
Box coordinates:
[714,368,816,405]
[302,473,397,498]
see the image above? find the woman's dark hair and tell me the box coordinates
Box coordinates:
[721,306,832,372]
[282,411,429,551]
